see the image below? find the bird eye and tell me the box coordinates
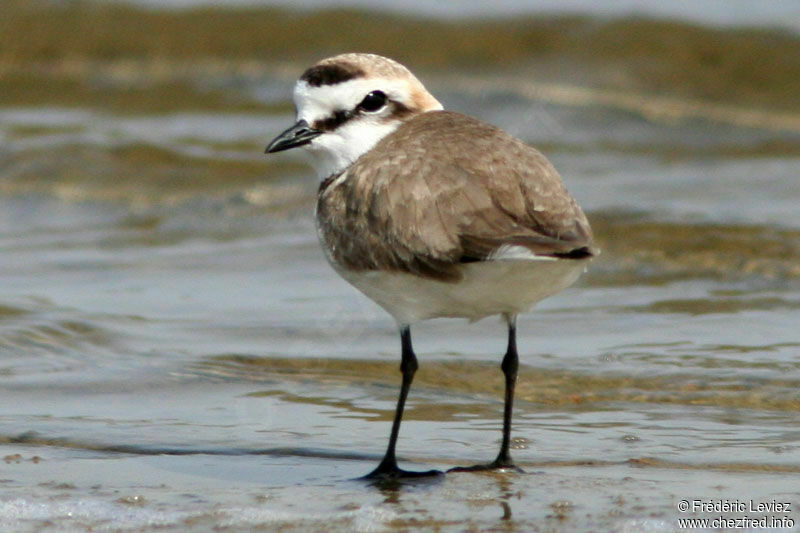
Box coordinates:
[358,91,387,112]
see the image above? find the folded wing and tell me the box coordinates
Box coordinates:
[317,111,597,282]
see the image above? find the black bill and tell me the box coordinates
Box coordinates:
[265,119,322,153]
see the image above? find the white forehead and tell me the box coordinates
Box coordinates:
[293,78,420,122]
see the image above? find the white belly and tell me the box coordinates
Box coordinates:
[333,258,589,325]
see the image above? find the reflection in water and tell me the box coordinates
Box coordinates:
[501,500,512,521]
[498,476,515,522]
[365,471,528,529]
[368,472,445,501]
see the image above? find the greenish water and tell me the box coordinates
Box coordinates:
[2,7,800,532]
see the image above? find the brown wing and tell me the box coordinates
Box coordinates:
[316,111,596,282]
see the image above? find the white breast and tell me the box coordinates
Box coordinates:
[332,258,589,325]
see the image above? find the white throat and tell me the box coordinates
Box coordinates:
[304,118,401,178]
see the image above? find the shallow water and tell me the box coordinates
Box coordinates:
[116,0,800,32]
[2,12,800,533]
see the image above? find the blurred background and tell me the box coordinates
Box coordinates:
[1,1,800,531]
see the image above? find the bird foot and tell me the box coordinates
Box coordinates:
[360,460,443,482]
[448,460,524,474]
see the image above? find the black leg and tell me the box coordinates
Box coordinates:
[493,317,519,468]
[363,326,442,480]
[450,315,524,473]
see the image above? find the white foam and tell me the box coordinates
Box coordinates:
[0,497,396,532]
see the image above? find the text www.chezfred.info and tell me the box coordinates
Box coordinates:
[677,500,795,529]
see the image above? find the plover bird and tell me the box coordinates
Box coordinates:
[267,53,597,479]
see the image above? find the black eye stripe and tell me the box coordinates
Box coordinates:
[313,109,354,132]
[312,91,399,132]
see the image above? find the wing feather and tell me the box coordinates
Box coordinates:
[316,111,596,282]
